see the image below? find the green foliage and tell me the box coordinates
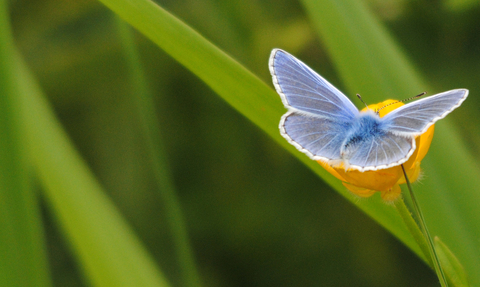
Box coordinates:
[3,0,480,286]
[0,1,51,286]
[435,237,469,287]
[16,49,170,286]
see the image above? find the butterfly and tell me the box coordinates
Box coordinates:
[269,49,468,172]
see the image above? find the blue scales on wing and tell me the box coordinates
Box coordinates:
[282,109,416,171]
[280,112,348,162]
[384,89,468,136]
[346,132,414,170]
[270,49,358,122]
[338,113,415,170]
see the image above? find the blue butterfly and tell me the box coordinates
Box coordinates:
[269,49,468,172]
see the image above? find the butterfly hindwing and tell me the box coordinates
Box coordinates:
[282,112,416,171]
[280,112,347,162]
[345,131,415,171]
[270,49,359,122]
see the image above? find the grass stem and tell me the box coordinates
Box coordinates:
[401,164,448,287]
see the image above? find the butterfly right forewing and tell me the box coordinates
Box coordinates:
[383,89,468,136]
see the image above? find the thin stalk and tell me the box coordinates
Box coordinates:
[394,198,433,267]
[114,17,202,287]
[401,164,448,287]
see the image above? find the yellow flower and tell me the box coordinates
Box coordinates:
[318,100,435,201]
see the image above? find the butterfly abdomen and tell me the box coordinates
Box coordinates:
[340,112,387,158]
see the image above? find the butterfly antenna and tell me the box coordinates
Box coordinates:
[376,92,427,114]
[356,94,370,110]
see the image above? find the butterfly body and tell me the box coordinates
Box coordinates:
[341,111,387,154]
[343,111,385,147]
[270,49,468,172]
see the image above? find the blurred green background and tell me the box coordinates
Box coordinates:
[6,0,480,286]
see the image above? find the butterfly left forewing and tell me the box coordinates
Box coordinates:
[270,49,359,122]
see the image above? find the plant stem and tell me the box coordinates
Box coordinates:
[401,164,448,287]
[394,198,433,267]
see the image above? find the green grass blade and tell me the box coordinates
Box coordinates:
[14,51,170,287]
[0,2,52,286]
[98,0,281,140]
[402,165,447,286]
[115,17,201,287]
[95,0,424,261]
[300,0,424,100]
[435,237,470,287]
[301,0,480,284]
[394,198,432,266]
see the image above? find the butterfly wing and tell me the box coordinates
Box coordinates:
[383,89,468,136]
[281,112,416,171]
[343,129,416,171]
[269,49,359,122]
[280,112,348,162]
[346,89,468,171]
[270,49,468,171]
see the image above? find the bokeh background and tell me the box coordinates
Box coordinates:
[7,0,480,286]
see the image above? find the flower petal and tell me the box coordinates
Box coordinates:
[342,182,376,198]
[336,167,401,192]
[318,160,347,182]
[380,184,402,201]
